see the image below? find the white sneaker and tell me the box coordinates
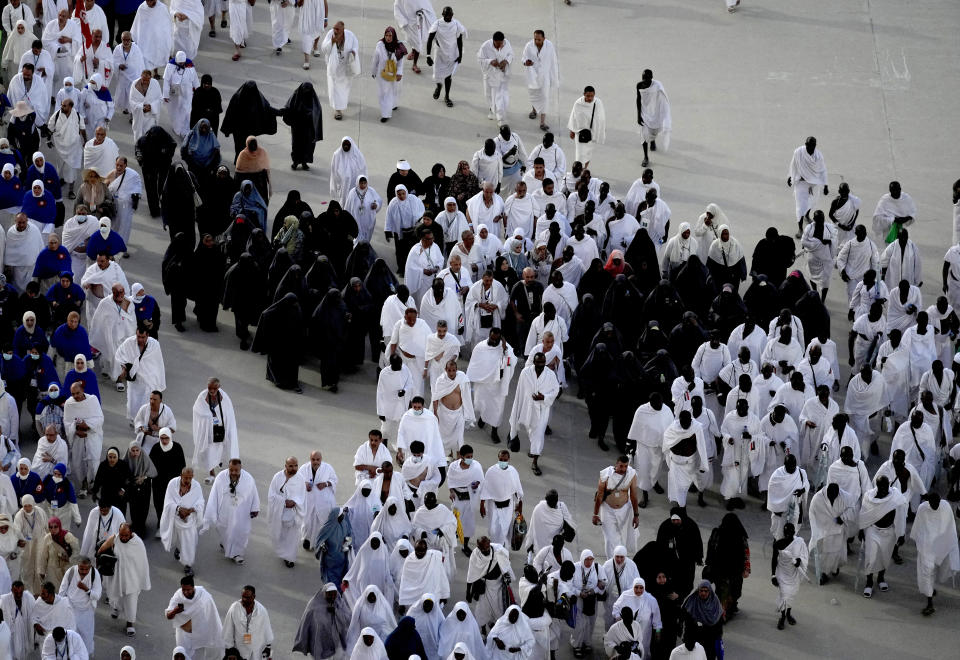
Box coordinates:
[487,111,494,120]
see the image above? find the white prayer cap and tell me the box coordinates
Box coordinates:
[613,545,628,557]
[444,197,457,207]
[324,582,338,592]
[396,159,411,170]
[1,164,13,177]
[580,548,594,561]
[670,513,681,521]
[512,227,525,238]
[175,50,186,64]
[394,184,407,194]
[32,151,44,164]
[0,139,8,149]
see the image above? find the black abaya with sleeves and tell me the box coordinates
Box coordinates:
[190,238,227,331]
[220,81,279,157]
[252,292,304,390]
[342,279,378,367]
[281,82,323,166]
[161,163,200,245]
[273,264,305,304]
[148,441,186,525]
[343,242,378,282]
[266,251,293,301]
[161,232,194,327]
[314,202,358,274]
[272,191,313,241]
[624,228,661,296]
[190,75,223,134]
[223,253,267,344]
[310,289,348,389]
[602,274,645,348]
[363,258,400,309]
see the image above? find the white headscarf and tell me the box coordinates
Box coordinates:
[706,224,744,265]
[349,627,387,660]
[73,354,88,372]
[438,601,485,660]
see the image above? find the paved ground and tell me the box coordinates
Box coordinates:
[15,0,960,657]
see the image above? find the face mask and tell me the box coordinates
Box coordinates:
[462,458,473,466]
[413,409,424,416]
[133,294,145,304]
[411,456,423,464]
[99,226,109,239]
[30,353,39,360]
[498,461,508,470]
[48,389,59,399]
[52,476,62,483]
[1,354,10,361]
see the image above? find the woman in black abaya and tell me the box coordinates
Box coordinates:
[220,80,279,157]
[311,288,348,392]
[161,232,194,332]
[623,228,661,295]
[364,258,400,309]
[342,277,378,367]
[222,252,267,350]
[252,292,304,392]
[282,82,323,171]
[672,255,715,321]
[161,163,199,245]
[602,274,645,348]
[272,190,313,240]
[343,241,378,282]
[190,233,227,332]
[266,250,293,301]
[577,257,613,303]
[313,201,358,273]
[273,264,305,304]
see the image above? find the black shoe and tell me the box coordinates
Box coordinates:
[302,539,310,550]
[870,441,879,456]
[652,482,664,495]
[174,323,186,332]
[433,86,441,100]
[477,419,486,429]
[698,492,707,507]
[641,157,649,167]
[509,436,520,452]
[726,499,735,511]
[597,439,609,451]
[173,548,180,561]
[650,140,657,151]
[284,560,295,568]
[380,117,389,123]
[221,19,227,27]
[777,616,785,630]
[544,425,553,436]
[240,339,250,351]
[786,612,796,625]
[639,491,648,509]
[490,428,501,444]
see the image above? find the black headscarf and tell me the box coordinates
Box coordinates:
[223,252,267,319]
[493,255,519,291]
[282,81,324,143]
[793,290,831,342]
[577,257,613,303]
[623,228,660,295]
[190,236,227,302]
[221,81,278,140]
[310,288,349,354]
[244,227,273,272]
[778,270,810,309]
[161,163,199,242]
[344,242,378,283]
[222,213,254,266]
[643,279,685,332]
[273,264,305,303]
[272,190,314,241]
[266,250,294,300]
[636,321,670,361]
[569,293,604,371]
[602,274,644,348]
[190,73,223,133]
[742,275,781,328]
[707,285,748,338]
[364,258,399,307]
[578,342,618,396]
[161,232,193,297]
[672,255,715,321]
[384,616,427,660]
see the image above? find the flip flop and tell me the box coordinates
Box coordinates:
[412,65,421,74]
[863,587,873,598]
[232,53,240,61]
[445,98,454,107]
[532,465,542,476]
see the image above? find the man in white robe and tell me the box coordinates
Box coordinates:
[89,282,135,379]
[627,393,673,506]
[412,491,458,579]
[872,180,916,243]
[527,489,573,555]
[394,0,435,70]
[463,272,508,346]
[844,365,887,456]
[465,185,506,238]
[467,328,516,444]
[389,308,432,397]
[541,270,578,326]
[63,382,103,492]
[80,252,127,320]
[352,432,392,491]
[836,225,879,302]
[636,69,671,167]
[298,451,337,549]
[432,360,474,455]
[720,398,765,510]
[113,326,164,423]
[800,210,837,298]
[40,10,78,83]
[267,456,305,566]
[111,32,143,113]
[320,22,360,118]
[766,454,808,540]
[889,411,936,501]
[858,477,906,598]
[662,412,709,508]
[4,214,43,292]
[73,28,111,88]
[787,136,828,237]
[376,356,414,444]
[222,586,274,660]
[476,32,512,123]
[297,0,327,68]
[396,397,445,468]
[164,577,223,657]
[267,0,295,54]
[399,539,449,608]
[32,426,69,480]
[61,210,97,278]
[526,134,566,185]
[161,52,199,139]
[808,483,852,583]
[56,557,100,655]
[78,501,123,606]
[97,523,149,636]
[159,467,205,574]
[829,182,861,245]
[191,378,239,484]
[405,232,444,302]
[508,352,559,475]
[46,99,85,196]
[169,0,203,60]
[329,137,366,207]
[444,446,483,556]
[910,493,960,615]
[477,450,523,548]
[466,537,513,632]
[521,30,558,130]
[771,523,808,628]
[825,448,870,541]
[130,0,172,73]
[81,126,118,177]
[426,7,466,105]
[1,581,34,660]
[31,584,76,640]
[567,86,605,167]
[425,321,461,390]
[106,157,142,245]
[880,228,922,290]
[202,459,259,564]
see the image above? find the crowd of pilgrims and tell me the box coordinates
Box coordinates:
[0,4,952,656]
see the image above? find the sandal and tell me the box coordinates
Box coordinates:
[862,586,873,598]
[412,65,421,74]
[445,98,454,107]
[540,124,549,131]
[232,53,240,61]
[208,30,216,38]
[532,465,542,476]
[878,581,889,592]
[529,110,537,119]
